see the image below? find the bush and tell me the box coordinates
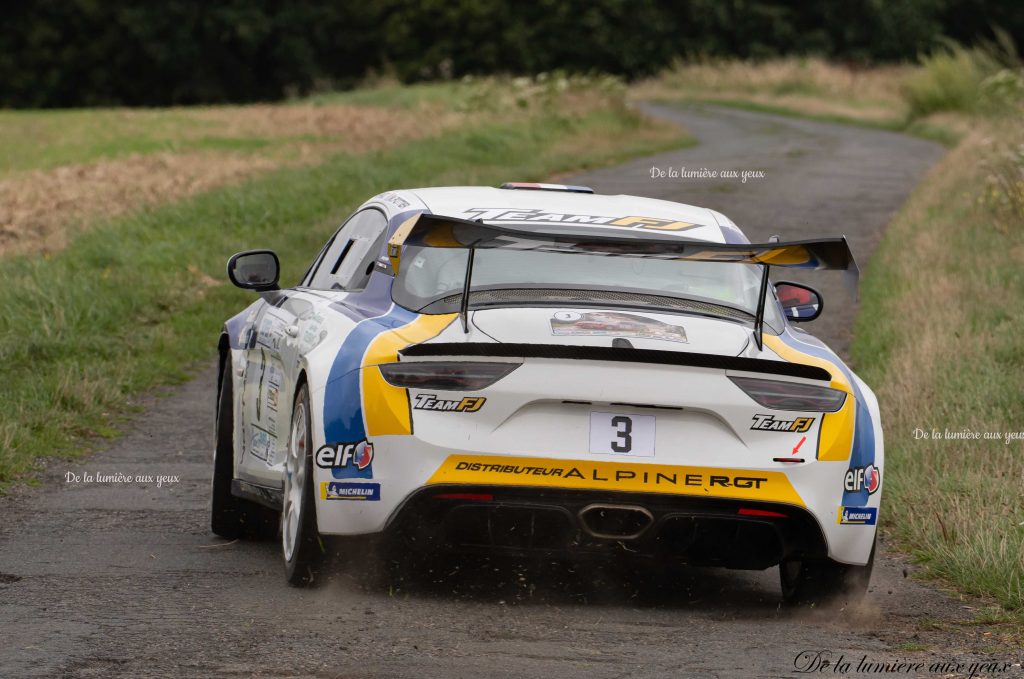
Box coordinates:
[902,43,998,118]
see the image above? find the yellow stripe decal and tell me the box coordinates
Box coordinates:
[428,454,805,506]
[361,313,457,436]
[387,214,420,273]
[754,246,811,266]
[762,335,855,461]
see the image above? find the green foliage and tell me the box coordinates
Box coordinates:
[2,0,1023,107]
[903,37,1024,118]
[903,43,998,117]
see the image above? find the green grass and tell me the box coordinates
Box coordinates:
[313,73,627,112]
[0,75,634,177]
[902,43,1000,118]
[0,100,688,484]
[663,96,962,147]
[0,83,433,176]
[851,118,1024,618]
[0,107,217,175]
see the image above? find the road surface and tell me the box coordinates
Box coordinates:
[3,104,1018,678]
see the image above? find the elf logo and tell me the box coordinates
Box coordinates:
[844,464,880,494]
[315,440,373,479]
[750,414,815,433]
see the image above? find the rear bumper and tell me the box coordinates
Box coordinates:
[384,485,828,570]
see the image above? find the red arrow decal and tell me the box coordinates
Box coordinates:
[792,436,806,455]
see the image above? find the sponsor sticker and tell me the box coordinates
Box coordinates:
[427,455,804,505]
[843,464,881,494]
[837,506,878,525]
[750,414,815,433]
[413,394,486,412]
[248,428,274,462]
[315,441,374,479]
[379,191,410,209]
[461,207,696,232]
[550,311,688,344]
[321,481,381,501]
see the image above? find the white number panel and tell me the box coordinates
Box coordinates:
[589,412,655,457]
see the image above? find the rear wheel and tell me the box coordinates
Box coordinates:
[282,384,326,586]
[211,358,278,540]
[780,537,875,606]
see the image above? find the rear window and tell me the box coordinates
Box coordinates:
[392,246,782,330]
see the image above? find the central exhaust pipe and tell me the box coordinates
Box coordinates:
[578,503,654,540]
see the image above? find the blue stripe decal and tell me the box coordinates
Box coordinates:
[719,222,748,244]
[778,329,876,506]
[320,209,430,471]
[322,305,418,463]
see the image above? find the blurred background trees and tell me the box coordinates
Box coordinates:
[2,0,1021,107]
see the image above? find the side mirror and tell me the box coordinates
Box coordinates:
[775,281,822,322]
[227,250,280,291]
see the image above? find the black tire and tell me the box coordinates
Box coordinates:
[211,358,278,540]
[780,537,875,606]
[282,383,326,586]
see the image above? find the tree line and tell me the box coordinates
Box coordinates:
[2,0,1021,108]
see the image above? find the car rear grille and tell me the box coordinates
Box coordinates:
[388,487,828,568]
[444,505,574,551]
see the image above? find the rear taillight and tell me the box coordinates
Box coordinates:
[378,361,519,390]
[729,376,847,412]
[738,507,788,518]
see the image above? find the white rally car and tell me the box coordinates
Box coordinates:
[211,182,882,603]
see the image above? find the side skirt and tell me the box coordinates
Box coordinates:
[231,479,284,510]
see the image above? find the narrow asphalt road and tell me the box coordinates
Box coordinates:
[3,104,1018,679]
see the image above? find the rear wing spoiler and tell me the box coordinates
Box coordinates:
[386,213,859,348]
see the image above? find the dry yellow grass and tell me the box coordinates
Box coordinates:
[187,103,457,152]
[633,57,912,123]
[0,102,463,257]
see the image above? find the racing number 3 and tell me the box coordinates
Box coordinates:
[610,416,633,452]
[589,412,656,457]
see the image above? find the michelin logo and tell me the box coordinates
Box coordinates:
[322,482,381,501]
[837,506,878,525]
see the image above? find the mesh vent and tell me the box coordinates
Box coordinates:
[437,288,751,322]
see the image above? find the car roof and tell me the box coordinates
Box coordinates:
[391,186,735,244]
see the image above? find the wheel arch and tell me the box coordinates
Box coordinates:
[217,331,231,403]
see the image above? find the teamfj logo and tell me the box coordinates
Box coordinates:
[413,394,486,412]
[315,440,373,479]
[460,208,696,232]
[844,464,881,494]
[750,414,815,433]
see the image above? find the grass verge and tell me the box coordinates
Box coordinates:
[851,119,1024,620]
[633,56,972,146]
[0,91,687,485]
[639,52,1024,622]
